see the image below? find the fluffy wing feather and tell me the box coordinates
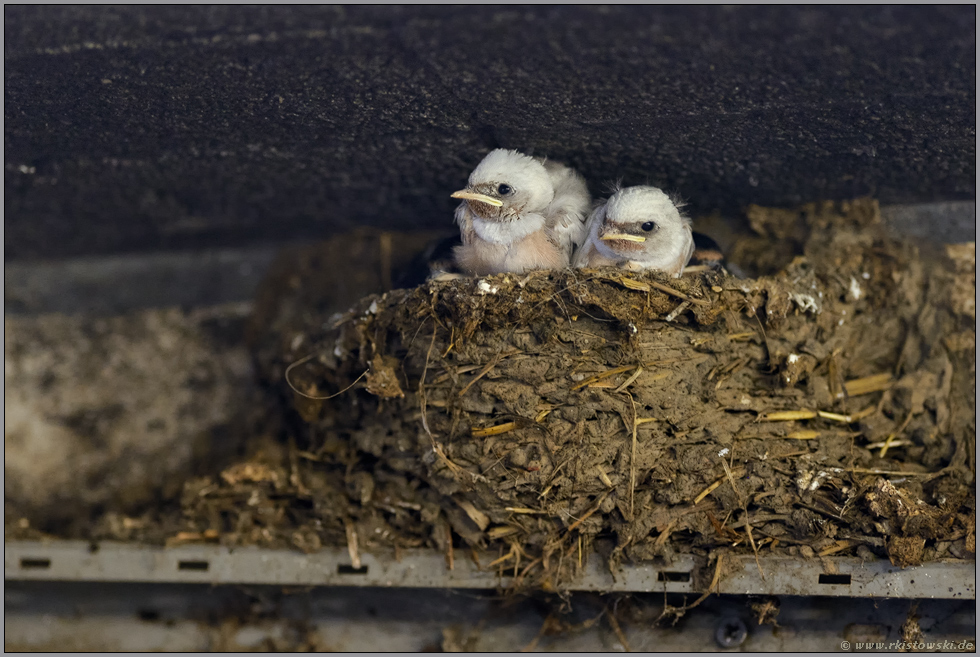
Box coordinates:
[668,223,696,277]
[537,158,591,260]
[571,202,607,268]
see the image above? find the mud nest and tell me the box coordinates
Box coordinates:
[179,200,975,591]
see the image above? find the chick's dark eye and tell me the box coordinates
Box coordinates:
[497,184,512,196]
[641,221,656,232]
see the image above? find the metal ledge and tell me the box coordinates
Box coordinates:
[5,541,974,600]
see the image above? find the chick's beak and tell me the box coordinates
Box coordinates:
[600,233,646,243]
[451,190,504,207]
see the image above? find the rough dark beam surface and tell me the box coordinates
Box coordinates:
[4,5,976,260]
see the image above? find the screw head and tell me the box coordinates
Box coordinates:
[715,616,748,648]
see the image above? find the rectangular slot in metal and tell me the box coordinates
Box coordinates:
[5,541,973,600]
[19,558,51,569]
[337,564,369,575]
[177,560,210,572]
[819,573,851,585]
[657,571,691,583]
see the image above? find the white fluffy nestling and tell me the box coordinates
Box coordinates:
[451,149,590,276]
[573,186,695,277]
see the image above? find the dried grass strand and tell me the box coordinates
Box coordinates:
[285,353,368,400]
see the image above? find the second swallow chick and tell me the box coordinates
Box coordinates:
[451,149,590,277]
[573,186,694,277]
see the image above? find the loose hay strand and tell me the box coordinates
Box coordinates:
[285,353,369,400]
[418,327,465,478]
[844,373,894,396]
[613,275,710,306]
[471,421,517,437]
[445,523,455,571]
[571,364,636,391]
[879,410,914,458]
[694,479,725,505]
[720,453,764,581]
[458,349,520,397]
[758,407,875,423]
[847,468,931,476]
[345,520,361,570]
[665,300,691,322]
[566,492,610,533]
[614,366,644,393]
[606,608,632,652]
[487,526,519,540]
[759,410,818,421]
[659,553,726,622]
[818,539,860,556]
[457,499,490,531]
[626,394,639,520]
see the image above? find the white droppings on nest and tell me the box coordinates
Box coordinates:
[367,299,379,315]
[570,373,585,382]
[849,277,863,301]
[718,447,730,458]
[476,280,498,295]
[796,467,832,492]
[290,334,305,352]
[809,471,832,492]
[789,292,821,314]
[627,322,637,335]
[333,344,345,358]
[787,354,800,364]
[862,271,871,279]
[793,455,827,493]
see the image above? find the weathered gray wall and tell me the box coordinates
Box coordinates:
[4,6,976,260]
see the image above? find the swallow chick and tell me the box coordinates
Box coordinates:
[685,232,727,272]
[573,186,694,277]
[451,149,590,277]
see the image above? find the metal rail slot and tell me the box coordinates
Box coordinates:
[337,565,369,575]
[4,541,975,600]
